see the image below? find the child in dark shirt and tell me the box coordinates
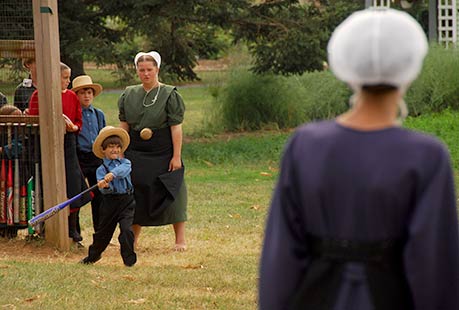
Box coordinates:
[80,126,136,266]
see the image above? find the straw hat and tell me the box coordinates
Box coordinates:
[72,75,103,97]
[92,126,130,159]
[327,8,428,91]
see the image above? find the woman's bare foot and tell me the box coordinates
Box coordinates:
[173,222,186,252]
[174,243,187,252]
[132,224,141,250]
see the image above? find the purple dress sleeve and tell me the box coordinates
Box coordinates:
[259,135,310,310]
[403,146,459,309]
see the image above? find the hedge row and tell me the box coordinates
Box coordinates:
[212,45,459,131]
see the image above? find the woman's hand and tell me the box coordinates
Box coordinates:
[168,156,182,171]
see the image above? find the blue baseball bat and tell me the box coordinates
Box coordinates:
[28,183,98,226]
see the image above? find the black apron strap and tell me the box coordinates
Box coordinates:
[290,234,413,310]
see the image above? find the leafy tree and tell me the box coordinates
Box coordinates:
[231,0,363,75]
[97,0,247,81]
[56,0,245,82]
[56,0,363,80]
[58,0,123,80]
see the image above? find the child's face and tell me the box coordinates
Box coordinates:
[61,69,71,91]
[102,144,122,160]
[77,88,94,108]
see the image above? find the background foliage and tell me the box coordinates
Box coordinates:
[211,44,459,132]
[1,0,435,85]
[405,45,459,115]
[232,0,363,75]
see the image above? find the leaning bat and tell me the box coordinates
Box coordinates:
[33,124,42,233]
[0,124,6,224]
[6,124,13,226]
[28,183,98,226]
[26,125,35,234]
[27,176,34,234]
[13,125,20,224]
[19,124,27,225]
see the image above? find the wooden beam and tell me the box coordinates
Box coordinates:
[32,0,69,251]
[0,116,39,124]
[428,0,438,42]
[0,40,35,58]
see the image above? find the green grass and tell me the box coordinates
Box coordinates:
[405,109,459,169]
[0,163,275,309]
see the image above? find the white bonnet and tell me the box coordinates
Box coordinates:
[134,51,161,69]
[327,8,428,90]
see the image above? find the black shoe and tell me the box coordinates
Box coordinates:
[72,234,83,242]
[68,213,82,242]
[123,253,137,267]
[79,255,101,265]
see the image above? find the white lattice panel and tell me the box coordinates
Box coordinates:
[372,0,392,7]
[438,0,457,46]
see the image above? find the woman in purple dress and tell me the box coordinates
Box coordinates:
[259,8,459,310]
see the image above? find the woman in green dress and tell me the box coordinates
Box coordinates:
[118,51,187,251]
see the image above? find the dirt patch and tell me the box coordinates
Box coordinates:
[0,235,71,263]
[0,230,118,264]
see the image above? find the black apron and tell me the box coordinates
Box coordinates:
[126,127,184,225]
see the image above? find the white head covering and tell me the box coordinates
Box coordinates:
[327,8,428,91]
[134,51,161,69]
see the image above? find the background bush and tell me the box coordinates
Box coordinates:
[212,44,459,132]
[211,69,350,131]
[406,45,459,115]
[293,70,350,121]
[212,70,304,131]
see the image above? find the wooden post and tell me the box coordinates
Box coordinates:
[32,0,70,250]
[428,0,438,42]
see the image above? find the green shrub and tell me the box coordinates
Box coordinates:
[211,69,350,131]
[214,70,304,131]
[406,45,459,115]
[211,44,459,132]
[293,70,351,121]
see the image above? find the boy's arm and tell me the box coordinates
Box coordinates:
[96,166,109,189]
[108,159,131,179]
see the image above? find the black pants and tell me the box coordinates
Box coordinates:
[87,194,136,266]
[65,133,87,240]
[77,151,103,231]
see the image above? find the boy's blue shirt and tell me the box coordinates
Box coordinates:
[96,157,133,195]
[78,104,106,153]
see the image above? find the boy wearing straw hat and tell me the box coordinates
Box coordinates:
[80,126,136,266]
[73,75,106,232]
